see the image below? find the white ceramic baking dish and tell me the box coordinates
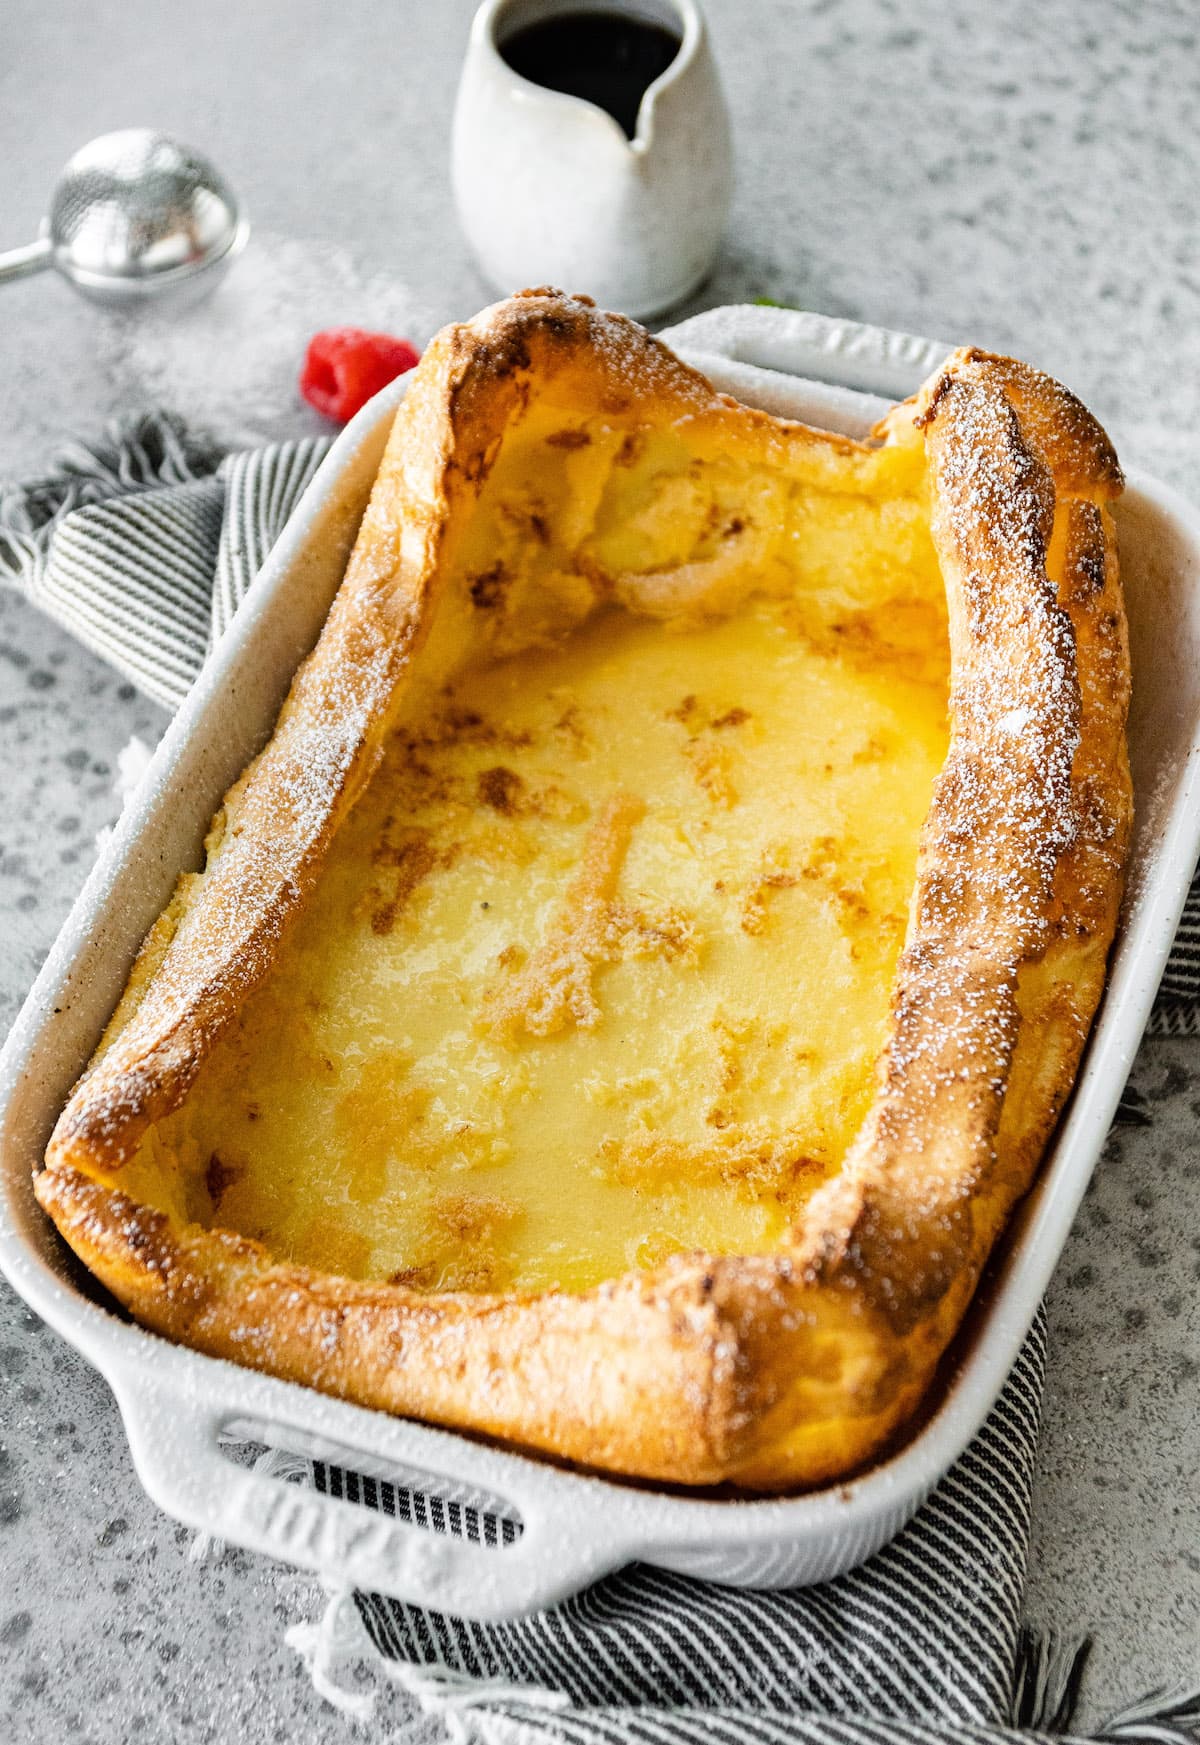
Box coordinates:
[2,306,1198,1621]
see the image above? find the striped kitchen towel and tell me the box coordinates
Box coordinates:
[0,411,331,711]
[2,414,1198,1744]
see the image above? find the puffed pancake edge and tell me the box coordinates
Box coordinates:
[36,292,1131,1491]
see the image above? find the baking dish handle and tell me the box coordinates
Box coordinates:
[112,1375,643,1618]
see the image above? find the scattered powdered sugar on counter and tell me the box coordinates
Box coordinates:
[96,230,445,449]
[93,732,157,851]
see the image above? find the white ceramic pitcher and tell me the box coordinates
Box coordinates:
[452,0,733,320]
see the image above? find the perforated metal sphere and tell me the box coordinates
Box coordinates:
[45,129,248,305]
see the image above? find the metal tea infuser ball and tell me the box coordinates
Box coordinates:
[0,128,249,307]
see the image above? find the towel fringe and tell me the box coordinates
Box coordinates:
[1011,1628,1200,1743]
[0,411,225,593]
[285,1583,569,1738]
[1094,1683,1200,1743]
[284,1585,379,1726]
[1011,1626,1092,1732]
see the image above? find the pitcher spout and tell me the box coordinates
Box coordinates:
[453,0,733,319]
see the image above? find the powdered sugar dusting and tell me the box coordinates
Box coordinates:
[61,612,406,1159]
[843,365,1103,1191]
[97,230,443,448]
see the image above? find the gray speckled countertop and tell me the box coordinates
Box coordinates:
[1,0,1198,1737]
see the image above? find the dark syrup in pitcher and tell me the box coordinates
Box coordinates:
[500,11,683,141]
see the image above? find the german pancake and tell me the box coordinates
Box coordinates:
[35,291,1131,1490]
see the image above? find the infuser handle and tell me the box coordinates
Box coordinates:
[0,236,53,285]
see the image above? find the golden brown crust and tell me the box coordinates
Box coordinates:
[35,299,1132,1490]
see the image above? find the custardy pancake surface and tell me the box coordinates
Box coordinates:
[38,295,1130,1490]
[123,587,948,1293]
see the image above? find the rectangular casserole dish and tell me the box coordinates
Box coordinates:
[1,305,1198,1619]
